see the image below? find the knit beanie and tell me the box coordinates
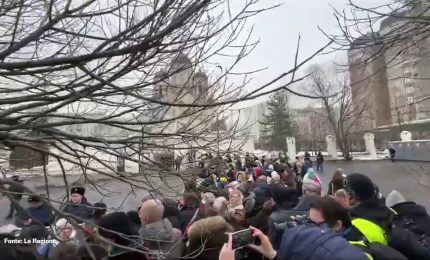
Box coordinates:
[344,173,375,201]
[386,190,406,208]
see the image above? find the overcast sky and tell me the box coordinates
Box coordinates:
[227,0,378,108]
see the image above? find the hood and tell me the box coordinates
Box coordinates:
[350,196,393,227]
[392,201,428,218]
[386,190,406,208]
[139,218,173,241]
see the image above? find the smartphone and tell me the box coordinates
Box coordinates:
[231,228,254,250]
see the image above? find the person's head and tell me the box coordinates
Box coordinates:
[333,189,350,209]
[270,171,281,184]
[201,192,216,206]
[283,167,296,187]
[187,216,234,259]
[272,185,294,206]
[229,189,243,206]
[236,171,246,182]
[97,212,139,245]
[303,183,322,196]
[213,197,228,215]
[139,199,164,224]
[182,192,200,208]
[256,175,267,185]
[332,169,344,182]
[344,173,376,206]
[386,190,406,208]
[70,186,85,204]
[55,218,77,242]
[27,194,43,208]
[309,196,352,233]
[126,210,141,227]
[92,202,107,219]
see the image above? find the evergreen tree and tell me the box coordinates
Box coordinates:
[259,91,295,151]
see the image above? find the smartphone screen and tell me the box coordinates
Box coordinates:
[231,228,253,250]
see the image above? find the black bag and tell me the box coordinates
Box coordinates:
[354,240,408,260]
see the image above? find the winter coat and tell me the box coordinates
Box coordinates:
[268,202,297,249]
[294,194,315,211]
[162,200,181,230]
[351,197,430,259]
[391,201,430,236]
[316,154,324,164]
[350,196,394,230]
[252,183,271,206]
[62,198,93,223]
[8,181,24,200]
[249,210,271,235]
[139,218,183,260]
[179,206,199,234]
[277,225,368,260]
[26,204,54,226]
[389,226,430,260]
[106,245,148,260]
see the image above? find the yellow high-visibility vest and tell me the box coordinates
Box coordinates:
[349,240,374,260]
[352,218,388,245]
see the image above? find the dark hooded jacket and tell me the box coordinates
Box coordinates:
[391,201,430,236]
[351,196,430,259]
[62,197,93,223]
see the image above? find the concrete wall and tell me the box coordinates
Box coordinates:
[388,140,430,162]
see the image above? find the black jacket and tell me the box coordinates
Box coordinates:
[179,206,199,234]
[351,197,430,259]
[350,196,394,230]
[268,201,300,250]
[392,202,430,236]
[390,226,430,260]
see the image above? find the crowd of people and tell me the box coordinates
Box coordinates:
[1,152,430,260]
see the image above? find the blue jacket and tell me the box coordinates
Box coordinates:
[278,225,368,260]
[27,205,54,226]
[62,198,93,223]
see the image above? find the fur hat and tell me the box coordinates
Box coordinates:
[70,186,85,196]
[187,216,233,256]
[386,190,406,208]
[345,173,375,201]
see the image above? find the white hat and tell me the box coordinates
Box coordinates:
[386,190,406,208]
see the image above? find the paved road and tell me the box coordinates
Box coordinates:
[319,160,430,211]
[1,160,429,227]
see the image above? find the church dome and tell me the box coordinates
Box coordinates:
[194,70,208,79]
[171,52,192,67]
[154,70,168,79]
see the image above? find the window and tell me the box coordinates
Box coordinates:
[405,87,414,94]
[404,78,414,86]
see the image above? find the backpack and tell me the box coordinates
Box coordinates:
[352,239,408,260]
